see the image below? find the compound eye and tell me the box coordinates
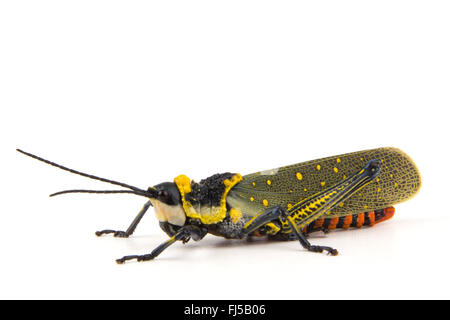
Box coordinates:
[158,190,170,203]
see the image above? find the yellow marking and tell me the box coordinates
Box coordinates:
[377,187,381,192]
[266,179,271,186]
[252,182,256,187]
[316,164,321,171]
[333,167,338,173]
[364,205,368,209]
[265,222,280,235]
[174,175,192,194]
[289,190,293,193]
[343,175,347,179]
[263,199,268,207]
[394,182,398,187]
[390,174,393,178]
[339,202,344,207]
[175,173,242,225]
[250,196,254,202]
[336,158,341,163]
[296,172,303,180]
[360,157,364,161]
[287,203,293,210]
[376,178,380,183]
[304,188,307,192]
[229,208,243,223]
[321,181,326,187]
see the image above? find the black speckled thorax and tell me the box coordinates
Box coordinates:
[185,172,235,207]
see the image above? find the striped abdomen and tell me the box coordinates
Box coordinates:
[303,206,395,234]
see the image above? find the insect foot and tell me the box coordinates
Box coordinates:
[115,254,155,264]
[95,230,129,238]
[309,245,338,256]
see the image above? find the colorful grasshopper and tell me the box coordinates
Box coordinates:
[17,147,421,263]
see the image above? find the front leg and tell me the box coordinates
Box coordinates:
[95,201,151,238]
[116,225,207,264]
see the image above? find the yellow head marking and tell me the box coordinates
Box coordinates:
[266,179,271,186]
[263,199,268,207]
[296,172,303,181]
[316,165,321,171]
[321,181,326,187]
[250,196,254,202]
[252,182,256,187]
[336,158,341,163]
[333,167,338,173]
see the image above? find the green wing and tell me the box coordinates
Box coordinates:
[227,147,421,218]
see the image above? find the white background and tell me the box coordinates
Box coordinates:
[1,1,449,299]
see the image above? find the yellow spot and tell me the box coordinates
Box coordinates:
[266,179,271,186]
[252,182,256,187]
[250,196,254,202]
[333,167,338,173]
[376,178,380,183]
[229,208,242,223]
[321,181,326,187]
[296,172,303,180]
[394,182,398,187]
[339,202,344,207]
[360,158,364,161]
[343,175,347,179]
[364,205,368,209]
[377,188,381,192]
[263,199,268,207]
[390,174,393,178]
[336,158,341,163]
[289,190,293,193]
[304,188,307,192]
[316,165,321,171]
[287,203,293,210]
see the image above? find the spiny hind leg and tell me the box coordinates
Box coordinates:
[96,201,151,238]
[242,206,337,255]
[280,159,382,255]
[283,213,338,256]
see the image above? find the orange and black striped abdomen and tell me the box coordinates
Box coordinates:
[303,207,395,234]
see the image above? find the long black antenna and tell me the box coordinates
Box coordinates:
[17,149,156,198]
[49,189,150,197]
